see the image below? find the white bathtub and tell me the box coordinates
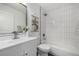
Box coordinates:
[49,45,79,56]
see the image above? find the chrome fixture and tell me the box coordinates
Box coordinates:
[12,31,19,39]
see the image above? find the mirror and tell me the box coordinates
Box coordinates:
[0,3,27,34]
[0,10,14,33]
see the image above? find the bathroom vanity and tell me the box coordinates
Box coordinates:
[0,3,40,56]
[0,37,38,56]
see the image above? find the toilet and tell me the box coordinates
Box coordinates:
[37,34,51,56]
[37,44,51,56]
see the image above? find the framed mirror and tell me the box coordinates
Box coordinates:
[0,3,27,35]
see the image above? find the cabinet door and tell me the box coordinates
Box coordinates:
[22,39,38,56]
[0,45,22,56]
[0,39,38,56]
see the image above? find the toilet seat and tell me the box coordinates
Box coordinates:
[38,44,51,53]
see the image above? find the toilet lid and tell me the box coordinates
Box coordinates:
[38,44,51,50]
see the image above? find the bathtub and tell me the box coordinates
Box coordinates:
[49,45,79,56]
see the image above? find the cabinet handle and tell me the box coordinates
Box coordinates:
[25,53,28,55]
[23,53,28,56]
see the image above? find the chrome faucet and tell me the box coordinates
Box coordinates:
[12,31,19,39]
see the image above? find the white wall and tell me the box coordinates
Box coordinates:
[0,3,26,33]
[26,3,46,45]
[26,3,40,37]
[46,4,79,54]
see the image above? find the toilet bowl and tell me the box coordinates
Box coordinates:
[37,34,51,56]
[38,44,51,56]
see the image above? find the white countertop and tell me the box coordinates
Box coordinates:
[0,36,37,50]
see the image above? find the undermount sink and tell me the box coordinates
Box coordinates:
[0,40,12,43]
[0,36,37,45]
[0,37,13,44]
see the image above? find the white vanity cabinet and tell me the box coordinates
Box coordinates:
[21,39,38,56]
[0,45,22,56]
[0,38,38,56]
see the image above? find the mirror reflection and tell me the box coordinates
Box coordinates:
[0,3,27,34]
